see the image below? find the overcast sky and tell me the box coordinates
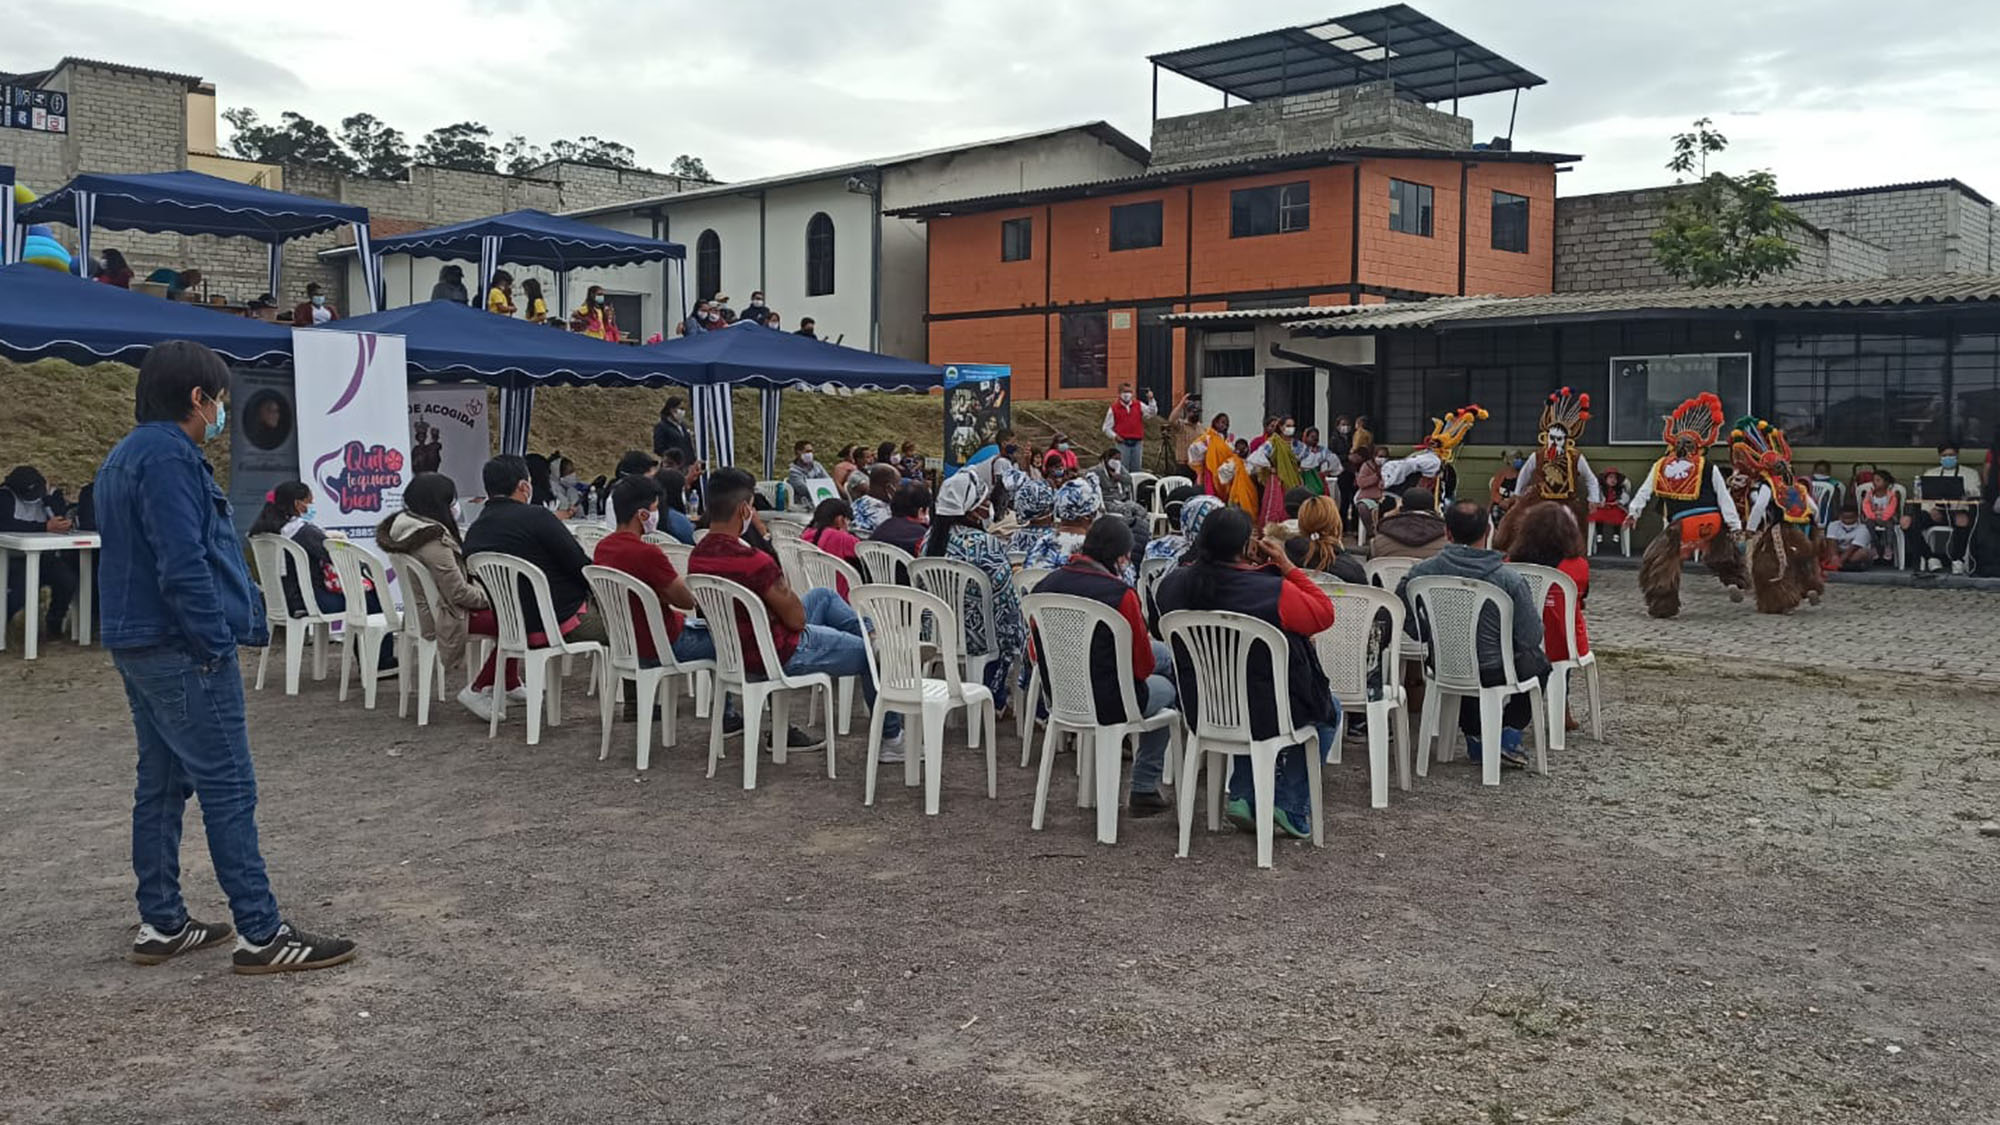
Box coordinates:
[12,0,2000,197]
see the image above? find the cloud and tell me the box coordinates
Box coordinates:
[7,3,304,97]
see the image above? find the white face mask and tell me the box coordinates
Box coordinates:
[1058,442,1071,453]
[800,452,815,466]
[1338,425,1352,435]
[643,507,659,536]
[1119,392,1133,403]
[450,500,462,523]
[1282,426,1296,437]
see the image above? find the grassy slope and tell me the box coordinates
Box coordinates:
[0,358,1123,490]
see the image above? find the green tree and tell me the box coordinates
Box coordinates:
[669,154,713,181]
[416,122,498,173]
[222,107,356,172]
[499,135,547,176]
[339,113,410,181]
[1651,117,1805,287]
[549,136,641,169]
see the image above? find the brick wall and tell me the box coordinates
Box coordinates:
[1785,183,1998,277]
[1187,165,1355,294]
[1355,157,1460,295]
[928,209,1045,315]
[1460,162,1558,296]
[930,314,1048,397]
[1048,190,1190,305]
[1151,82,1474,169]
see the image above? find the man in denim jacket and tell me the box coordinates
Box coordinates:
[97,340,354,974]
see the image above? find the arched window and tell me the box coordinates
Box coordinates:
[695,229,721,302]
[805,212,835,297]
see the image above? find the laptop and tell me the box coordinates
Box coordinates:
[1918,473,1966,501]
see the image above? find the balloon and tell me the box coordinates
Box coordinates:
[11,183,36,207]
[21,234,74,272]
[26,223,55,240]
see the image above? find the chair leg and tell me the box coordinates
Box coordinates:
[770,691,790,765]
[741,687,765,790]
[1176,736,1201,858]
[397,637,412,718]
[1206,749,1224,833]
[523,658,548,746]
[359,630,382,710]
[1093,731,1124,846]
[256,641,271,691]
[545,658,565,728]
[706,685,728,779]
[983,702,999,799]
[1585,660,1603,739]
[863,705,887,806]
[1030,721,1060,831]
[836,677,854,736]
[1305,738,1325,848]
[662,675,681,749]
[1527,685,1549,776]
[1367,705,1390,810]
[822,685,838,780]
[1479,691,1503,787]
[488,654,505,741]
[635,675,661,772]
[1415,686,1441,777]
[312,624,328,680]
[1392,699,1413,791]
[337,635,353,703]
[598,668,617,762]
[284,627,305,696]
[415,643,435,726]
[1250,751,1278,869]
[1018,668,1040,766]
[1547,665,1570,753]
[922,704,947,816]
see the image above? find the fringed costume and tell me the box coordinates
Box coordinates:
[1379,404,1488,508]
[1516,387,1601,528]
[1624,393,1748,618]
[1729,416,1825,615]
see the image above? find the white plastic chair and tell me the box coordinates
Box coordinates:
[1020,593,1183,847]
[465,552,606,746]
[1510,563,1602,750]
[908,557,1002,691]
[1308,582,1412,809]
[789,541,863,735]
[645,535,694,574]
[1362,555,1419,590]
[1130,470,1168,535]
[1138,555,1174,626]
[685,574,838,789]
[324,540,398,710]
[1160,609,1323,869]
[1406,575,1549,786]
[1586,517,1632,557]
[383,551,458,726]
[855,540,910,585]
[765,518,804,541]
[851,585,997,815]
[570,522,610,553]
[1010,568,1055,757]
[772,536,815,590]
[584,565,716,771]
[249,533,335,695]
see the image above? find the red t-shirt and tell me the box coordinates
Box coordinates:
[592,531,685,660]
[1542,556,1591,662]
[689,531,798,673]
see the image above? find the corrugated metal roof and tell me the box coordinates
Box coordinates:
[1784,179,1992,208]
[884,144,1579,219]
[1163,306,1331,324]
[1283,277,2000,333]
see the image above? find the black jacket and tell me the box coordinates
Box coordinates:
[462,498,592,633]
[653,418,696,464]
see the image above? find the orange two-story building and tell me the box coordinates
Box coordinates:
[894,144,1575,423]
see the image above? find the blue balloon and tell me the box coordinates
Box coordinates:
[25,224,55,240]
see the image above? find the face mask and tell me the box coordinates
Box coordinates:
[201,396,227,442]
[643,508,660,536]
[801,452,815,465]
[1941,455,1959,469]
[302,505,319,523]
[1282,426,1296,437]
[594,295,606,306]
[450,500,463,523]
[311,295,326,308]
[1058,442,1071,453]
[1511,458,1525,469]
[1338,425,1352,435]
[1105,461,1120,474]
[1119,393,1133,403]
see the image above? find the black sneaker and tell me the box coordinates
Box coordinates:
[1128,790,1173,819]
[232,923,357,975]
[780,725,824,751]
[130,918,234,964]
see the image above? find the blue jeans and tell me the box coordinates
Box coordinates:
[785,587,901,739]
[114,645,282,944]
[1119,438,1144,471]
[1129,640,1177,795]
[1227,709,1344,822]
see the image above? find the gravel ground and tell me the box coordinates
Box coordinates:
[3,570,1998,1125]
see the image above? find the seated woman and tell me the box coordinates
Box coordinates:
[1858,467,1904,562]
[653,468,697,544]
[921,470,1025,714]
[377,473,491,716]
[1153,507,1339,841]
[1024,479,1136,583]
[1503,501,1590,730]
[802,498,860,562]
[1144,493,1222,568]
[1008,479,1058,561]
[1284,495,1367,584]
[249,481,395,667]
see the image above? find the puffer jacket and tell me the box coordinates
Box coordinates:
[1370,510,1448,559]
[376,510,488,664]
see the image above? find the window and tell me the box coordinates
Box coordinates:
[695,229,721,302]
[1001,217,1033,262]
[1389,179,1434,237]
[1491,191,1529,253]
[1773,331,1953,446]
[1607,354,1752,443]
[1203,348,1256,379]
[1229,182,1310,238]
[1059,311,1108,388]
[1109,200,1164,251]
[805,212,835,297]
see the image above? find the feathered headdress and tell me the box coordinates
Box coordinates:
[1660,392,1725,450]
[1539,387,1590,444]
[1426,404,1489,463]
[1728,415,1793,480]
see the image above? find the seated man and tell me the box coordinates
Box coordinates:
[1085,446,1152,555]
[1905,441,1983,572]
[592,476,716,668]
[460,456,604,713]
[1396,500,1549,769]
[785,440,833,511]
[690,469,904,761]
[870,482,932,558]
[0,465,79,640]
[1031,517,1175,818]
[849,465,899,536]
[1371,487,1450,559]
[1822,504,1875,572]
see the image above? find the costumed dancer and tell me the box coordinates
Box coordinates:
[1728,417,1824,615]
[1624,393,1749,618]
[1379,404,1487,509]
[1516,387,1601,527]
[1196,413,1259,513]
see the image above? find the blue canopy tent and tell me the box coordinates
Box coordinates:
[12,169,376,310]
[0,166,18,269]
[644,323,945,475]
[0,261,293,365]
[332,299,684,454]
[365,209,685,326]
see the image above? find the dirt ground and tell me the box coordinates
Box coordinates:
[3,570,1998,1125]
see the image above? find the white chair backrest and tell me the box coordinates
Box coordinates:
[385,551,446,642]
[570,522,610,553]
[1510,562,1582,661]
[1138,555,1174,617]
[908,557,996,656]
[1012,567,1054,600]
[855,540,910,586]
[466,552,579,654]
[1020,593,1145,727]
[754,480,783,509]
[685,574,788,684]
[766,518,804,541]
[648,538,693,573]
[1159,609,1296,744]
[249,533,313,620]
[1363,555,1419,590]
[1310,583,1405,702]
[1406,574,1518,692]
[772,536,814,589]
[850,585,966,702]
[325,539,399,632]
[1809,478,1838,518]
[794,542,862,597]
[583,564,677,675]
